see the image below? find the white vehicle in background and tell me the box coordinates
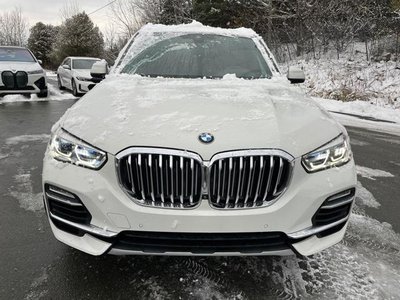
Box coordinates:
[0,46,48,98]
[57,57,101,96]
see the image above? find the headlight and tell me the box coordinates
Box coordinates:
[302,134,352,173]
[27,69,44,75]
[49,129,107,170]
[76,77,92,82]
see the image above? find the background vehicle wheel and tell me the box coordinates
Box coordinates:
[37,89,48,98]
[72,80,80,97]
[57,75,65,90]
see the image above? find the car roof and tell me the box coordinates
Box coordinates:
[137,21,258,39]
[68,56,101,60]
[0,46,28,50]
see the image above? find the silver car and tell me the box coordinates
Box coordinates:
[43,23,356,256]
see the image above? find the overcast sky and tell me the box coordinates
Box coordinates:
[0,0,112,32]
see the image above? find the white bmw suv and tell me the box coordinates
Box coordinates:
[0,46,48,98]
[43,22,356,257]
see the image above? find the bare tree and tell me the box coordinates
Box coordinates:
[59,0,81,21]
[110,0,144,38]
[0,7,28,46]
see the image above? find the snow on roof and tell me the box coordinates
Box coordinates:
[68,56,101,60]
[138,21,259,39]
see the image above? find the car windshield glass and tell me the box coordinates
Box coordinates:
[0,48,35,62]
[120,34,272,79]
[72,59,98,69]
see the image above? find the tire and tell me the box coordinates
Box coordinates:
[72,79,80,97]
[57,75,65,90]
[37,89,48,98]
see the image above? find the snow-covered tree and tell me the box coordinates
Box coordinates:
[51,12,104,64]
[28,22,59,68]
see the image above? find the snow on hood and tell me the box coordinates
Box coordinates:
[59,75,342,159]
[0,61,42,72]
[73,69,91,78]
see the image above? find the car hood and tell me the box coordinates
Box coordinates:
[73,69,92,78]
[0,61,42,72]
[59,75,342,160]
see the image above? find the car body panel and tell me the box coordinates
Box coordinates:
[61,75,341,160]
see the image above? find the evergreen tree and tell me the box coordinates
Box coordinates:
[51,12,104,64]
[28,22,58,68]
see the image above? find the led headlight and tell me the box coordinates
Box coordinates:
[76,77,92,82]
[49,129,107,170]
[302,134,352,173]
[27,69,44,75]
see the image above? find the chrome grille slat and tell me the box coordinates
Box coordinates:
[244,156,254,206]
[148,154,156,203]
[190,159,194,204]
[263,156,274,202]
[235,157,244,206]
[254,156,264,203]
[117,148,292,210]
[137,154,146,200]
[273,157,284,196]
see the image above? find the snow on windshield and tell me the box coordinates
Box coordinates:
[112,21,271,76]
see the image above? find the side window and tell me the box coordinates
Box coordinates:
[66,58,71,68]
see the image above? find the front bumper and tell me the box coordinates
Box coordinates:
[0,73,47,95]
[75,78,96,94]
[42,153,356,256]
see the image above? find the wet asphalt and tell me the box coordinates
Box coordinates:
[0,90,399,299]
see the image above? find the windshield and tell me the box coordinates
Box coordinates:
[0,47,35,62]
[121,34,272,79]
[72,59,99,69]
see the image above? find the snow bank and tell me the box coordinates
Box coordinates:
[0,82,76,104]
[313,97,400,124]
[293,57,400,109]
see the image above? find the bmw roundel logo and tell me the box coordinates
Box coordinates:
[199,132,214,144]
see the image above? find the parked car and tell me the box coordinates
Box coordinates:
[57,56,101,96]
[0,46,47,98]
[43,22,356,257]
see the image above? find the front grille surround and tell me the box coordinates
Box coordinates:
[116,148,204,209]
[208,150,294,209]
[116,148,294,210]
[1,71,28,89]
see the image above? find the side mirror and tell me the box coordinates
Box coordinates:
[37,59,43,65]
[287,66,305,84]
[90,60,108,82]
[62,64,71,70]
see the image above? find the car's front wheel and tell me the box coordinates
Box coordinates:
[71,79,80,97]
[37,89,48,98]
[57,75,65,90]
